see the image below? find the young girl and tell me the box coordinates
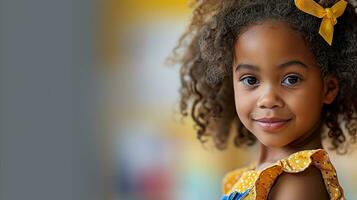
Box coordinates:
[169,0,357,199]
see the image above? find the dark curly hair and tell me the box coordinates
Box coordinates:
[168,0,357,154]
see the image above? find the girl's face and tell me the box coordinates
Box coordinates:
[233,20,338,148]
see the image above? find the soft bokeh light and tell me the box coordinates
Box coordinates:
[101,1,357,200]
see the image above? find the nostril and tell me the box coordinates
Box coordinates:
[257,97,284,109]
[257,87,284,108]
[259,104,280,109]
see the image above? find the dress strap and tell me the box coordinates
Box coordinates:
[253,149,344,200]
[221,149,345,200]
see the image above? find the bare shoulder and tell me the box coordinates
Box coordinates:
[268,165,329,200]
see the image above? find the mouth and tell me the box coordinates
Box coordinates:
[253,117,292,132]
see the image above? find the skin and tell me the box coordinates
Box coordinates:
[232,20,339,199]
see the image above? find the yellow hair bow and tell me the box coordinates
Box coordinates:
[294,0,348,45]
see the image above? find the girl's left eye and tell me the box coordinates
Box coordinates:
[282,75,302,87]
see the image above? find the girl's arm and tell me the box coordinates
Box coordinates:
[268,165,329,200]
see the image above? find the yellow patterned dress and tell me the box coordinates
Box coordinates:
[220,149,345,200]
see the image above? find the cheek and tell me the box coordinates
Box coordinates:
[233,82,253,121]
[288,84,324,126]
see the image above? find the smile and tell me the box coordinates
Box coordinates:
[253,118,292,132]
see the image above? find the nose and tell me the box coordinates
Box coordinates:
[257,86,284,109]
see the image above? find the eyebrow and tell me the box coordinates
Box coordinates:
[234,60,309,72]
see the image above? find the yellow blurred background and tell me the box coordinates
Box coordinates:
[100,1,357,200]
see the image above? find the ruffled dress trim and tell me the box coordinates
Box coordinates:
[221,149,345,200]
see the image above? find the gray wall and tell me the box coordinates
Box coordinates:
[0,0,101,199]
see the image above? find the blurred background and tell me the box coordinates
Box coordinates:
[100,1,255,199]
[1,0,357,200]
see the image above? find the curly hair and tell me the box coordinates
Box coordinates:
[168,0,357,154]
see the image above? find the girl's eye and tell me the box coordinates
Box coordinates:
[240,76,259,87]
[282,75,302,87]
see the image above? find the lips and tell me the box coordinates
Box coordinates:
[254,117,291,123]
[253,117,291,132]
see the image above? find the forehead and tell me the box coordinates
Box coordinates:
[234,20,317,66]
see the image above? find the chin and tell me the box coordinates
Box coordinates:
[258,136,291,148]
[261,141,285,148]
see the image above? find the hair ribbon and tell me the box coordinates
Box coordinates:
[294,0,348,45]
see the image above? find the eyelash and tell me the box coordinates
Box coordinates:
[239,74,303,88]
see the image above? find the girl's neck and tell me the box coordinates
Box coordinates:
[255,119,324,171]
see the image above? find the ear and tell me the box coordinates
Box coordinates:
[323,75,339,104]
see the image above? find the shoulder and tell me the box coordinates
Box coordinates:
[222,165,253,194]
[268,165,329,200]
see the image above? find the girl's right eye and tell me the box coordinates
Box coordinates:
[239,76,259,87]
